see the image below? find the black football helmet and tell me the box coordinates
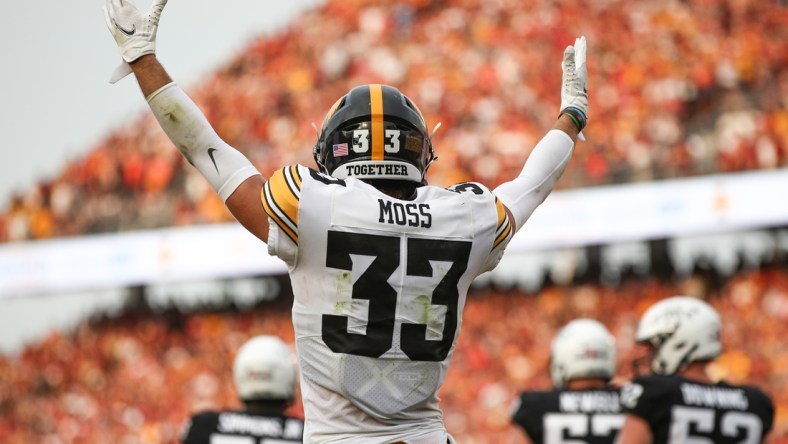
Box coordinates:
[313,84,436,183]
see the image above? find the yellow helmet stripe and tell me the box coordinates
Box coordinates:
[322,97,344,129]
[370,84,384,161]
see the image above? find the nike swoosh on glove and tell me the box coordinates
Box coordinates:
[103,0,168,84]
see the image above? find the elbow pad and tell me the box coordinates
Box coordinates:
[493,130,574,230]
[147,83,259,201]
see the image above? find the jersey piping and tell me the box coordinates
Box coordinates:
[262,165,302,244]
[492,196,512,250]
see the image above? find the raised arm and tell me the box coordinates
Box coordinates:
[102,0,269,242]
[494,37,588,232]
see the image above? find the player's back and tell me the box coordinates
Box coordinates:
[511,387,624,444]
[621,374,774,443]
[180,410,304,444]
[263,165,513,442]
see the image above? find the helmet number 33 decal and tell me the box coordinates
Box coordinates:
[353,129,401,153]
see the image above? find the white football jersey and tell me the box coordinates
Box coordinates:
[262,164,513,443]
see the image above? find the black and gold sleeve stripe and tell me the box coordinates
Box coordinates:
[262,165,302,244]
[492,196,513,251]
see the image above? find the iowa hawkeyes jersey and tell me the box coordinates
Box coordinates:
[511,387,624,444]
[180,410,304,444]
[620,375,774,443]
[262,164,513,443]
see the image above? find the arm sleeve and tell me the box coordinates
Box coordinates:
[492,129,574,231]
[147,83,260,202]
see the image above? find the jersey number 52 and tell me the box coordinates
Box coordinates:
[670,406,763,444]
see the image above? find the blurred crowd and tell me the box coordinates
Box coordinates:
[2,0,787,242]
[1,267,786,443]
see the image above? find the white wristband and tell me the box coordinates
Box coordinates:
[493,130,574,231]
[147,83,260,201]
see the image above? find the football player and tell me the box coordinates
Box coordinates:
[511,319,624,444]
[180,335,304,443]
[102,1,588,441]
[616,296,775,444]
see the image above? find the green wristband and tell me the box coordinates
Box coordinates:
[559,107,587,131]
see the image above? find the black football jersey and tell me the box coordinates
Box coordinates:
[180,410,304,444]
[511,387,624,443]
[620,375,774,443]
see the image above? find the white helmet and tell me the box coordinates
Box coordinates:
[550,319,616,389]
[635,296,721,375]
[232,335,297,401]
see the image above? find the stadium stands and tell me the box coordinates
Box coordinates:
[1,0,786,241]
[1,0,786,441]
[1,267,786,442]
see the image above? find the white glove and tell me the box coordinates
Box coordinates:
[103,0,168,84]
[560,36,588,140]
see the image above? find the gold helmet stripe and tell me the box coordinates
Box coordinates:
[370,84,385,161]
[322,96,344,129]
